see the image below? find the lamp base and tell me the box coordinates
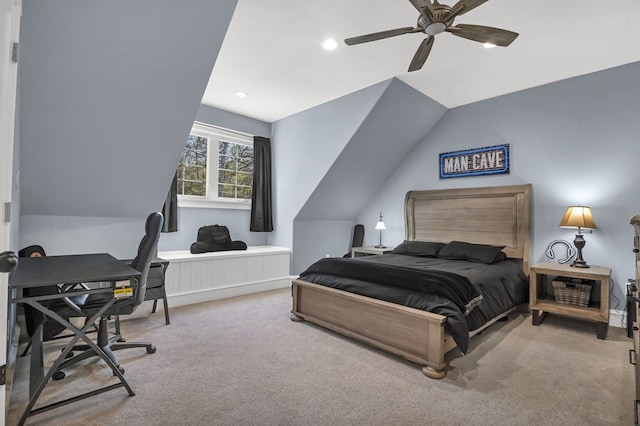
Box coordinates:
[571,260,590,268]
[374,245,386,249]
[571,233,590,268]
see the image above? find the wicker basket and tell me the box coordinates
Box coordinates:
[552,280,592,307]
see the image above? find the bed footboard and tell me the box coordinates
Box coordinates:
[291,279,457,378]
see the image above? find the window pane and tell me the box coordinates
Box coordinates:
[216,140,254,200]
[236,172,252,186]
[183,180,206,196]
[186,135,207,153]
[219,141,233,156]
[237,158,252,172]
[218,184,236,198]
[178,134,208,197]
[218,170,236,184]
[219,155,237,171]
[237,145,254,158]
[237,186,252,199]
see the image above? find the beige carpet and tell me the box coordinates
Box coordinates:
[8,288,635,425]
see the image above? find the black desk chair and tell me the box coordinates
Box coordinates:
[113,259,170,336]
[343,224,365,258]
[145,260,170,324]
[18,245,90,357]
[53,212,163,379]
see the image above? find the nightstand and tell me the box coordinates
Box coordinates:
[529,262,611,339]
[351,246,394,258]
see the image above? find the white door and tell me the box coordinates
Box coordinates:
[0,0,21,422]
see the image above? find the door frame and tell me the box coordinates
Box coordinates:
[0,0,22,421]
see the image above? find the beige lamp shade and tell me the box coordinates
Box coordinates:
[559,206,597,230]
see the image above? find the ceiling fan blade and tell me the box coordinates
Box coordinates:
[408,37,434,72]
[449,0,490,19]
[446,24,518,46]
[408,0,433,22]
[345,27,420,46]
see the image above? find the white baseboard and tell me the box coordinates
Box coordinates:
[167,277,292,308]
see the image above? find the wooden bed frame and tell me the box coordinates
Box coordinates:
[291,184,532,379]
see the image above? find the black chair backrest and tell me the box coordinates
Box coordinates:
[18,245,66,338]
[130,212,163,306]
[352,224,365,248]
[343,224,365,258]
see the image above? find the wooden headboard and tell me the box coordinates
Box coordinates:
[404,184,532,274]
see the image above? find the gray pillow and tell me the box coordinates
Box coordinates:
[437,241,506,264]
[390,241,445,257]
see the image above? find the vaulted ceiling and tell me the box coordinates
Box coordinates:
[203,0,640,123]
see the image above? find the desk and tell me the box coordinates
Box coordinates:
[9,253,141,425]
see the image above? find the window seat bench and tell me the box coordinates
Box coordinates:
[157,246,291,308]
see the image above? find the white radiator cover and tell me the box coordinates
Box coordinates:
[158,246,291,307]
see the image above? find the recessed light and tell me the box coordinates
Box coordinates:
[322,38,338,51]
[483,43,496,49]
[235,91,248,98]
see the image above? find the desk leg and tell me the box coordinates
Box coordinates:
[18,297,136,425]
[29,324,44,401]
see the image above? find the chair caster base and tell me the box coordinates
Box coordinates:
[147,346,156,354]
[52,371,66,381]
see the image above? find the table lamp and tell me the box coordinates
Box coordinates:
[374,212,386,248]
[559,206,597,268]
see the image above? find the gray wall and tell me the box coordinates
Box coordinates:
[354,61,640,312]
[269,80,391,258]
[291,79,446,272]
[17,0,238,257]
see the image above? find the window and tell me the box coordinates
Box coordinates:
[177,123,254,209]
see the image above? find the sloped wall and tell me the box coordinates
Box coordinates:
[269,80,391,262]
[270,78,446,273]
[17,0,238,257]
[292,79,446,272]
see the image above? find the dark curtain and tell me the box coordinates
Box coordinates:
[161,172,178,233]
[250,136,273,232]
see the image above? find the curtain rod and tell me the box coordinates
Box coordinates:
[193,121,255,138]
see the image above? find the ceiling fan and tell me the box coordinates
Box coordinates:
[344,0,519,72]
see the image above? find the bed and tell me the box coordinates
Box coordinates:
[290,184,532,378]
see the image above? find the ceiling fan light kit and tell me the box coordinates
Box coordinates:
[344,0,519,72]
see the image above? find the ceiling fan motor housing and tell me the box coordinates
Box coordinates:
[418,3,452,35]
[431,3,452,22]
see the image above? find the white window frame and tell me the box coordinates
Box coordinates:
[178,122,253,210]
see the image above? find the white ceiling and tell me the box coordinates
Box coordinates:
[202,0,640,123]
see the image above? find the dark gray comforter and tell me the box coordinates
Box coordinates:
[297,254,528,354]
